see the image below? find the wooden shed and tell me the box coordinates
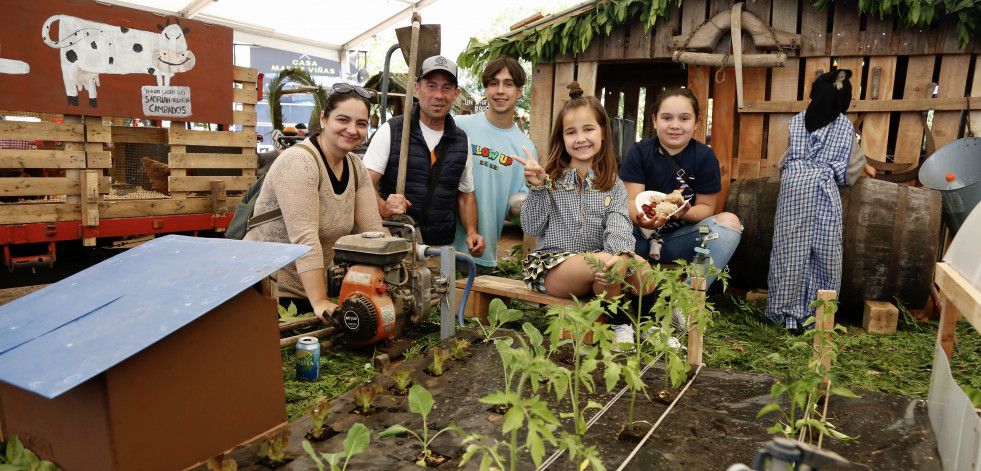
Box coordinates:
[467,0,979,317]
[480,0,980,190]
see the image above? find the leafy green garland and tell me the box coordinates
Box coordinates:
[458,0,978,75]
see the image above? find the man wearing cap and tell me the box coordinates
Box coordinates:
[364,55,485,257]
[452,56,535,275]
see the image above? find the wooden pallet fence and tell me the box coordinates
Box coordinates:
[0,66,258,231]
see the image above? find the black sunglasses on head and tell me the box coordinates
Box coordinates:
[332,83,371,99]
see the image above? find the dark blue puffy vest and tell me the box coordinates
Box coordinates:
[378,104,469,245]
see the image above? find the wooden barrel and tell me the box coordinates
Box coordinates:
[723,177,942,322]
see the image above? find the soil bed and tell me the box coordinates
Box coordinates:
[205,330,940,470]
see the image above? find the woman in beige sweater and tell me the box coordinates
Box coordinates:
[245,84,385,320]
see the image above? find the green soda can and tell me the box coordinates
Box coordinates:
[295,336,320,381]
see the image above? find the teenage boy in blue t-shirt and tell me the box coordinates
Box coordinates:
[452,56,537,274]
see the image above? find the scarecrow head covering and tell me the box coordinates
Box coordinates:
[805,69,853,132]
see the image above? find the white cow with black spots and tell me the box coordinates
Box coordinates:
[41,15,196,108]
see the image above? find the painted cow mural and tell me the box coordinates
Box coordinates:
[41,15,196,107]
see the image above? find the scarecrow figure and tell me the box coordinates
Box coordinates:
[766,69,867,329]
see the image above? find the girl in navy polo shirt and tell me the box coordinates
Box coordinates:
[619,88,742,291]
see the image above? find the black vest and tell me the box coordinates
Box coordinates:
[378,104,469,245]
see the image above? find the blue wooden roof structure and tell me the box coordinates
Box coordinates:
[0,235,308,399]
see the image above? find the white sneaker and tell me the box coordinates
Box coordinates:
[671,307,688,333]
[610,324,636,348]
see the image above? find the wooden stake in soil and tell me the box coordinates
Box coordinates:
[813,290,836,377]
[687,276,706,367]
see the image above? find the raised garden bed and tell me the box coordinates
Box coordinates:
[202,329,941,470]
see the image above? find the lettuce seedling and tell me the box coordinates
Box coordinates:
[304,396,332,439]
[450,338,471,360]
[391,369,414,391]
[257,429,291,464]
[206,454,237,471]
[428,347,451,376]
[353,384,383,413]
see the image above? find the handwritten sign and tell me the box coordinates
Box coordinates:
[142,86,192,118]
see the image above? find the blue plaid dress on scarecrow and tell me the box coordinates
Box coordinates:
[766,112,852,329]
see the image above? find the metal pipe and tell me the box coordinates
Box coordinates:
[379,43,401,126]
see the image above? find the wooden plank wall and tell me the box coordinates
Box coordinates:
[529,0,980,200]
[0,66,258,227]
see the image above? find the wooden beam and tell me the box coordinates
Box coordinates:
[711,68,736,214]
[552,62,576,131]
[813,290,837,375]
[233,66,258,83]
[739,97,981,114]
[0,122,85,142]
[931,55,972,151]
[0,197,244,224]
[169,153,256,169]
[577,61,599,99]
[232,110,257,127]
[894,56,935,167]
[232,87,258,105]
[87,151,112,169]
[688,65,710,144]
[0,150,86,169]
[168,176,253,192]
[529,62,554,167]
[860,58,898,163]
[935,262,981,336]
[110,126,168,144]
[688,275,706,368]
[0,177,110,197]
[169,128,256,148]
[736,68,765,179]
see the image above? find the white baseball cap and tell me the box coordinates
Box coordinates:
[419,55,458,85]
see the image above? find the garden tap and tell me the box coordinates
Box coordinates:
[728,436,851,470]
[693,224,716,278]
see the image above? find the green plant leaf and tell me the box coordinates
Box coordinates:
[344,423,371,456]
[408,384,435,419]
[302,441,326,471]
[478,390,512,405]
[379,424,411,438]
[830,385,860,398]
[604,361,622,392]
[502,405,524,433]
[5,435,24,465]
[757,402,783,418]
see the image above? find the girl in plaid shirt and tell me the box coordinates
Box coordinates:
[512,82,653,302]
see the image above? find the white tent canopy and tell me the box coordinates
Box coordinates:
[93,0,440,62]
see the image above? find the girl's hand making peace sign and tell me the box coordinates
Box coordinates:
[510,146,546,187]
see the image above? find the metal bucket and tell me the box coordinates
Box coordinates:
[918,137,981,234]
